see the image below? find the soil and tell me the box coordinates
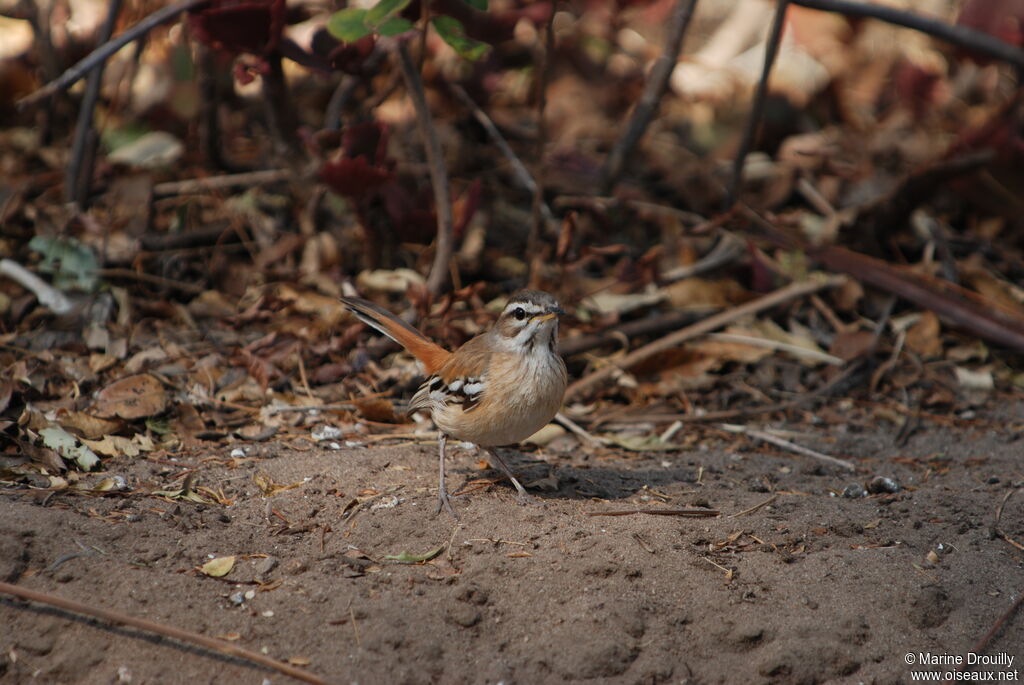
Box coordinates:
[2,403,1023,685]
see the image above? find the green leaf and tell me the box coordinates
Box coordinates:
[384,545,445,564]
[28,236,98,291]
[366,0,412,28]
[462,0,487,9]
[327,8,371,43]
[431,16,490,60]
[377,16,413,36]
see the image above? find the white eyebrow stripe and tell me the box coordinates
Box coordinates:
[504,303,545,314]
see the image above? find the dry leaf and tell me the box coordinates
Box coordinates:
[54,410,122,439]
[201,556,236,577]
[906,312,942,358]
[81,435,141,458]
[92,374,168,420]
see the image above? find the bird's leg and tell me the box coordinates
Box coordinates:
[436,433,458,517]
[483,447,534,505]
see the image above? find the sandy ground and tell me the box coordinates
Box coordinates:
[2,406,1023,684]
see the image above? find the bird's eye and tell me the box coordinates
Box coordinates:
[513,307,527,321]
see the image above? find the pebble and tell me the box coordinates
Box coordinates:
[867,476,900,494]
[842,483,867,498]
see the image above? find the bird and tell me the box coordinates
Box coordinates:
[341,290,568,516]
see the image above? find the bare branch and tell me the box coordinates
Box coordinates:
[396,41,454,296]
[19,0,210,108]
[725,0,789,208]
[791,0,1024,71]
[600,0,699,193]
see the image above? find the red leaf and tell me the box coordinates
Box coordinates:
[328,35,376,75]
[320,156,395,198]
[188,0,287,56]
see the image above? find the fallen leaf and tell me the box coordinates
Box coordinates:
[201,555,236,577]
[383,545,445,564]
[253,472,303,496]
[39,425,99,470]
[906,311,942,358]
[599,434,677,452]
[55,410,123,439]
[81,435,141,458]
[93,374,168,420]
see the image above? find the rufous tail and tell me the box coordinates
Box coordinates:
[341,297,450,374]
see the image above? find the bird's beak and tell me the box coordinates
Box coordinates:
[534,312,558,322]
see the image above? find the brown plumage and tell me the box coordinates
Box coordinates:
[341,291,568,516]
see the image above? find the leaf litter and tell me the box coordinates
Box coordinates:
[1,0,1023,682]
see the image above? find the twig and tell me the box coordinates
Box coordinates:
[528,10,556,280]
[791,0,1024,71]
[554,411,605,447]
[600,0,698,193]
[993,488,1024,552]
[264,403,356,415]
[719,423,856,471]
[19,0,211,108]
[98,268,205,295]
[0,580,331,685]
[730,494,778,517]
[586,508,720,517]
[396,41,453,296]
[706,332,845,365]
[594,357,869,425]
[447,82,555,225]
[661,231,745,283]
[559,308,713,357]
[66,0,123,207]
[0,259,72,314]
[969,592,1024,660]
[153,169,293,196]
[725,0,790,207]
[565,274,845,399]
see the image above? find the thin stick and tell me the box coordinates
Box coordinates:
[565,275,845,399]
[791,0,1024,71]
[969,592,1024,659]
[66,0,122,207]
[528,10,556,281]
[720,423,856,471]
[0,259,73,314]
[448,82,555,225]
[586,508,720,517]
[153,169,293,196]
[396,41,453,296]
[19,0,211,108]
[993,488,1024,552]
[730,494,779,517]
[593,358,868,425]
[601,0,698,193]
[0,581,331,685]
[98,268,205,295]
[725,0,790,207]
[554,412,605,447]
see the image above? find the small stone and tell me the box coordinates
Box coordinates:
[867,476,900,494]
[253,556,279,578]
[842,483,867,498]
[446,604,482,628]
